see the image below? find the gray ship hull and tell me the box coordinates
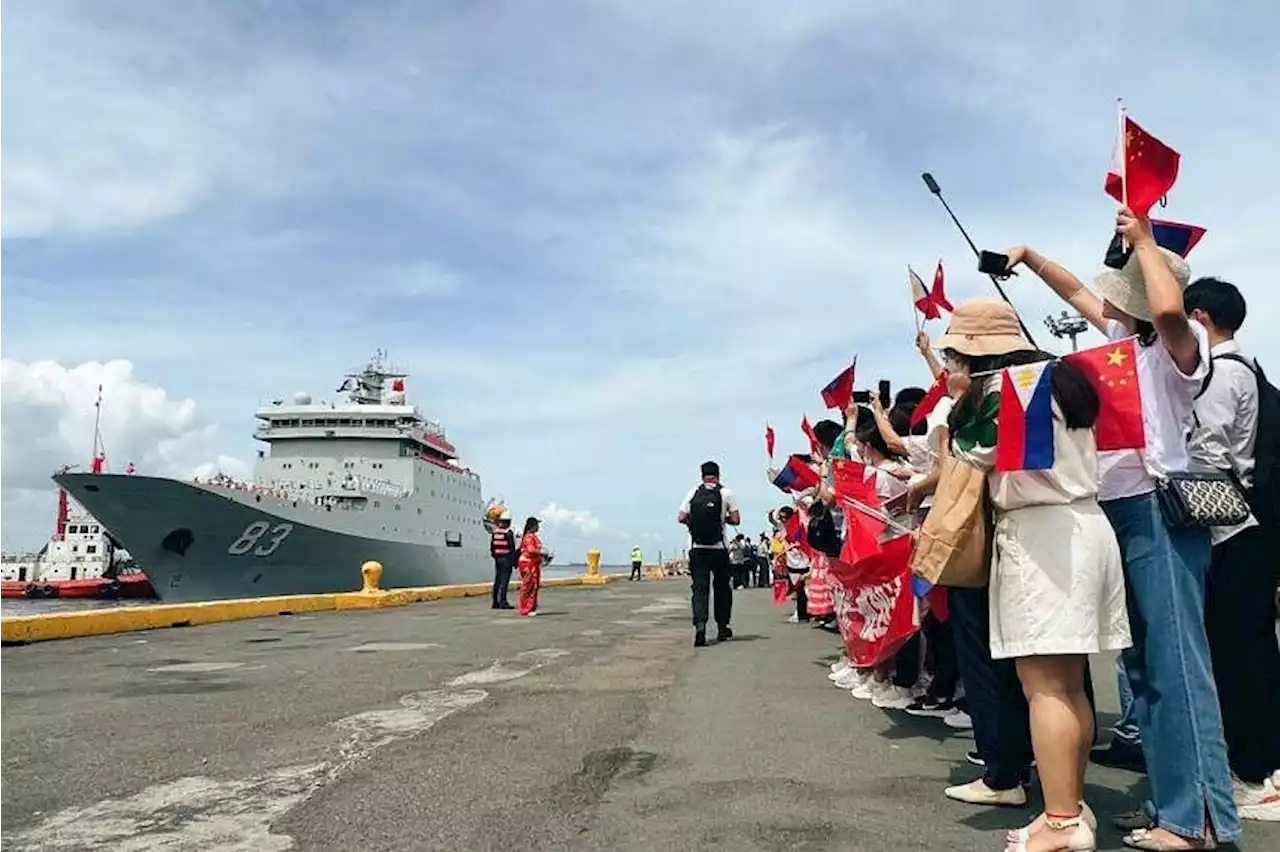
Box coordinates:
[53,474,491,603]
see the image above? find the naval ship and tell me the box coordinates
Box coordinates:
[54,352,491,603]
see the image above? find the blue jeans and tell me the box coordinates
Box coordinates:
[1101,493,1240,842]
[1113,654,1142,746]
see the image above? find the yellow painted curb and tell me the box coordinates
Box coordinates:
[0,574,625,645]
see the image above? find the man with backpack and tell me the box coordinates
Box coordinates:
[1186,277,1280,820]
[677,461,742,647]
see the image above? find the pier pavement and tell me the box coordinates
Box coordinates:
[3,582,1276,851]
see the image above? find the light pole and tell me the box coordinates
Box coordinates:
[1045,311,1089,352]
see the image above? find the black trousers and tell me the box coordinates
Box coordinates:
[923,612,958,701]
[630,561,642,580]
[492,555,515,607]
[793,573,810,620]
[756,556,770,588]
[952,585,1099,788]
[1205,524,1280,783]
[690,547,733,629]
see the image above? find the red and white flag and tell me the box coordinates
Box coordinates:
[931,260,953,313]
[909,266,940,320]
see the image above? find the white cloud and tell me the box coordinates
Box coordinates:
[0,359,246,549]
[536,503,603,536]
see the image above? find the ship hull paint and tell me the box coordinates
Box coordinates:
[53,474,491,603]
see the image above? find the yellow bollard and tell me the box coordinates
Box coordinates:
[361,560,384,593]
[582,548,608,584]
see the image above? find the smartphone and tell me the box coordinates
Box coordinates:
[852,390,872,405]
[878,380,892,408]
[1104,232,1132,270]
[978,250,1010,277]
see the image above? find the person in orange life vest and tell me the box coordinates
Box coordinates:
[489,510,517,610]
[517,517,553,617]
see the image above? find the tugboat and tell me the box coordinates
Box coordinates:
[1,386,156,601]
[0,476,155,600]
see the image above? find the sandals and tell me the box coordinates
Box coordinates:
[1004,813,1095,852]
[1121,828,1216,851]
[1007,803,1097,844]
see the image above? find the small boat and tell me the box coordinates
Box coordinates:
[1,570,155,600]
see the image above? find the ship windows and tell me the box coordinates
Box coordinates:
[68,525,78,534]
[86,545,97,554]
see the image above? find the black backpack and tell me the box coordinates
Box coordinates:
[1199,354,1280,526]
[687,484,725,546]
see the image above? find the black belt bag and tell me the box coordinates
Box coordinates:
[1155,471,1252,529]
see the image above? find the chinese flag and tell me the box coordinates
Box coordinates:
[1105,116,1180,218]
[1064,337,1145,451]
[909,370,950,429]
[801,414,820,456]
[765,423,775,459]
[831,458,875,504]
[931,261,953,313]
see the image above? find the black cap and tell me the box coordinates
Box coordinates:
[700,461,720,478]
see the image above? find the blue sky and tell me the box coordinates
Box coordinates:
[3,1,1278,560]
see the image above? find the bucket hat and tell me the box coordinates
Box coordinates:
[1093,247,1191,322]
[935,298,1031,358]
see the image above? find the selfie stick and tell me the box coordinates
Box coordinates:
[920,172,1038,347]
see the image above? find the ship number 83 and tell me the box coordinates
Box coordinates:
[228,521,294,556]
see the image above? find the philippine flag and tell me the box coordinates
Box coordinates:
[995,360,1057,472]
[772,455,821,493]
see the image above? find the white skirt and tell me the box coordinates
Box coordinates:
[988,500,1132,660]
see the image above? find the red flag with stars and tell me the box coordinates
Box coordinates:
[801,414,820,456]
[1105,116,1180,218]
[1063,337,1144,451]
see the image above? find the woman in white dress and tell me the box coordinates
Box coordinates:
[938,298,1132,852]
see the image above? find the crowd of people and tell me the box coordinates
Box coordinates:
[679,208,1279,850]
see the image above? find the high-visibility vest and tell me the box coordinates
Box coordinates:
[630,548,643,563]
[491,528,514,558]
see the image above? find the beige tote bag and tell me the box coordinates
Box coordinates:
[910,454,991,588]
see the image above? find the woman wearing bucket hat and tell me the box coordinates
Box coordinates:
[937,298,1128,852]
[1001,208,1239,850]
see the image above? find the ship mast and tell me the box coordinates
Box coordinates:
[90,383,107,473]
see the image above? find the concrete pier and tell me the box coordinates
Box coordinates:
[3,584,1276,850]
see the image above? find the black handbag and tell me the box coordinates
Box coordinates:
[1155,471,1252,529]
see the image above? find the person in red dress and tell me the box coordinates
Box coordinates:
[517,517,553,617]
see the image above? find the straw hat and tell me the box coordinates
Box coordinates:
[935,298,1031,358]
[1092,247,1191,323]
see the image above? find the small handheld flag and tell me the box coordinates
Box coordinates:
[931,261,953,313]
[909,266,940,321]
[801,415,820,456]
[1151,219,1207,258]
[821,360,857,411]
[765,423,776,459]
[995,360,1057,472]
[910,370,950,429]
[772,455,821,493]
[1105,113,1180,218]
[1064,337,1145,451]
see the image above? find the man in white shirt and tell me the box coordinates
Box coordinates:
[1185,278,1280,818]
[678,461,741,647]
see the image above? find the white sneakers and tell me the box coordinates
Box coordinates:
[871,683,917,710]
[942,707,974,729]
[1233,771,1280,822]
